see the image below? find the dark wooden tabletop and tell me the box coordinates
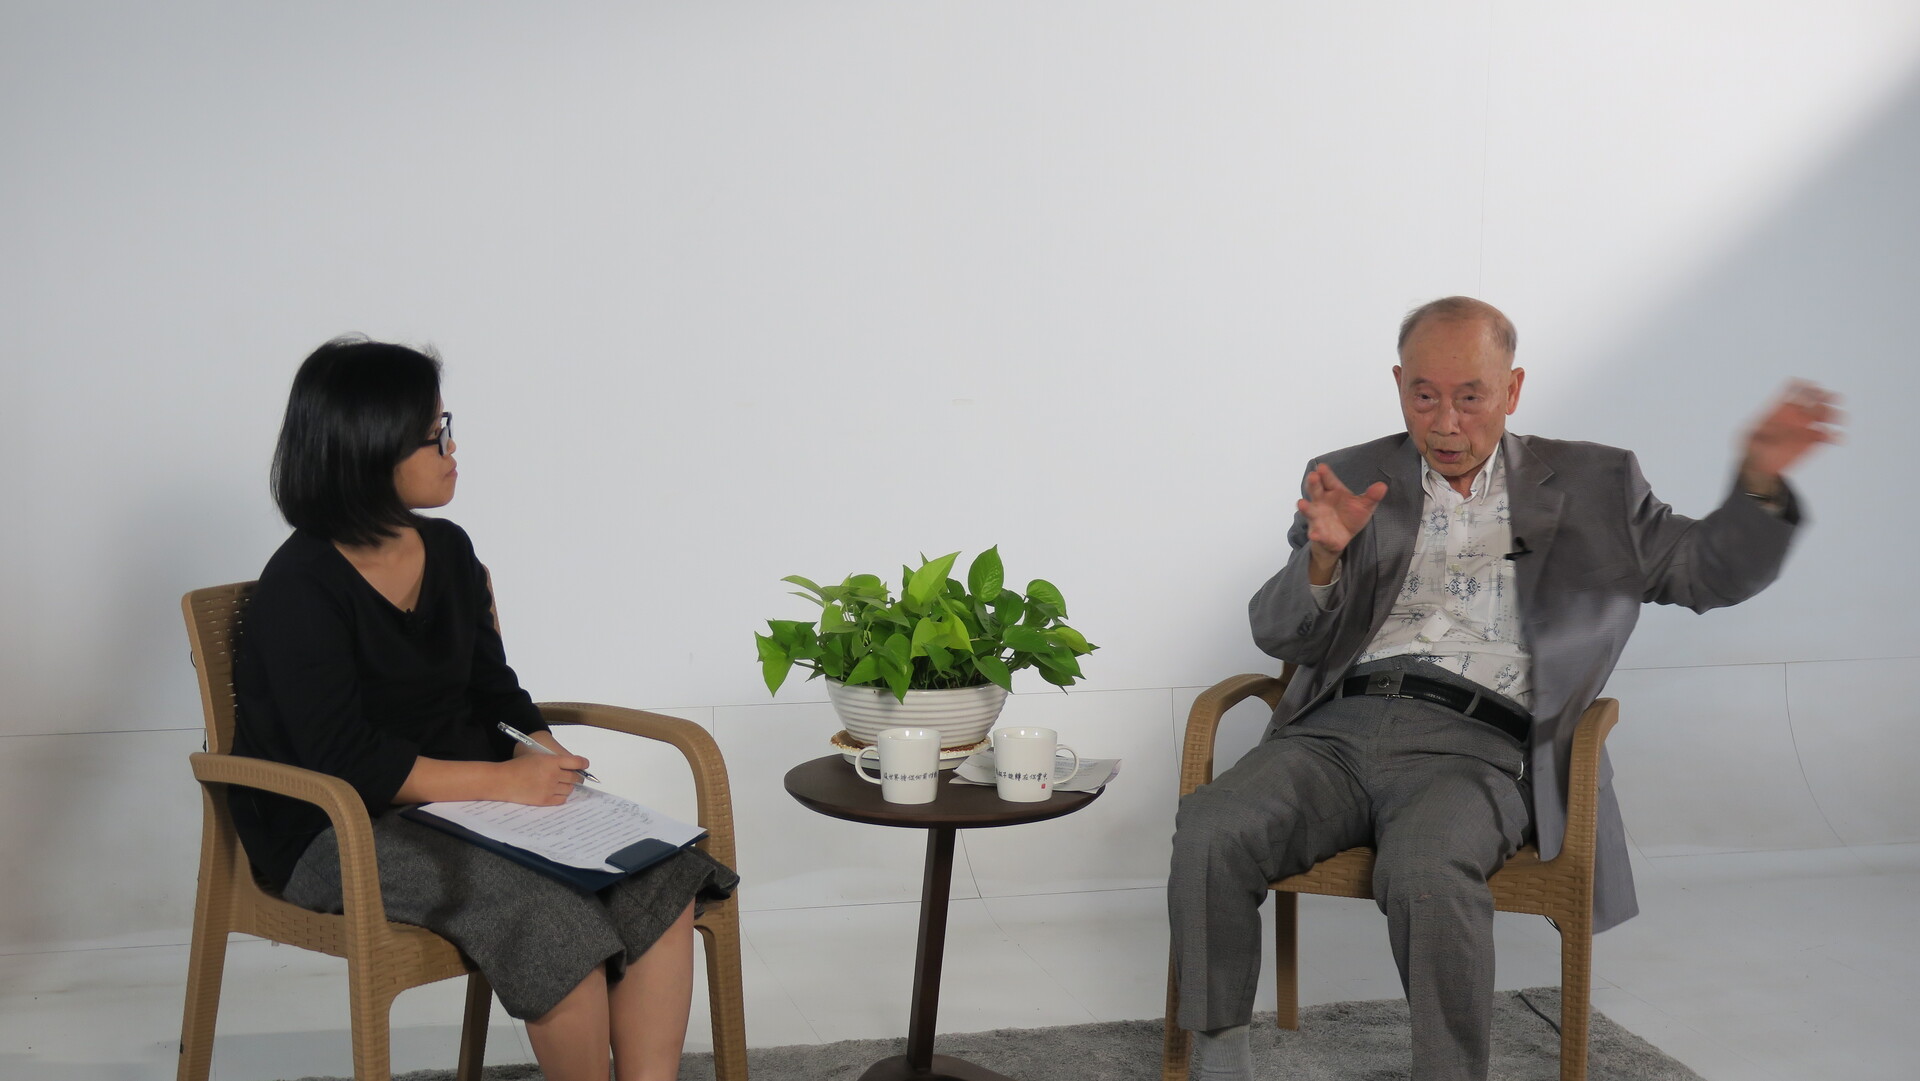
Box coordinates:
[783,755,1102,829]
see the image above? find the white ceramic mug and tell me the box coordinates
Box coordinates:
[851,727,941,804]
[991,726,1081,802]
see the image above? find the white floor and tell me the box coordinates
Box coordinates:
[3,843,1916,1081]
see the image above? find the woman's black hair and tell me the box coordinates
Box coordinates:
[271,336,443,546]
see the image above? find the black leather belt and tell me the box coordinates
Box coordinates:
[1338,670,1531,743]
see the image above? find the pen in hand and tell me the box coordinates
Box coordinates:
[497,721,600,783]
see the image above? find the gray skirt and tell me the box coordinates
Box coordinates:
[282,813,738,1020]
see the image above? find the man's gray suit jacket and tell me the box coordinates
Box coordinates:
[1248,431,1800,932]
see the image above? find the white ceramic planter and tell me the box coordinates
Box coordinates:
[827,681,1009,749]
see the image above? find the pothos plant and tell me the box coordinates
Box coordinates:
[755,547,1097,701]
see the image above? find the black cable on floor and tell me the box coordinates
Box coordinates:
[1517,989,1561,1035]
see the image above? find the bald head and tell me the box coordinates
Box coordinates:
[1397,296,1516,361]
[1392,296,1525,496]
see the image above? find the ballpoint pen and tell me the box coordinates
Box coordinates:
[497,721,600,783]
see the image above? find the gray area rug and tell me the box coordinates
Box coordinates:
[304,988,1701,1081]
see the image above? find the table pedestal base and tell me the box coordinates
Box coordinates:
[857,1053,1017,1081]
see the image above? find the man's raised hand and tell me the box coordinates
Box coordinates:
[1299,463,1388,585]
[1740,380,1842,497]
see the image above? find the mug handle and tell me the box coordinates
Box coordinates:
[1053,745,1082,785]
[853,746,884,784]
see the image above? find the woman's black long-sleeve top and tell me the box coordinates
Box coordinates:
[229,518,547,890]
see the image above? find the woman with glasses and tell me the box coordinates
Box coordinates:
[230,336,734,1081]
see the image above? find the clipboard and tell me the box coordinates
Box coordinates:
[401,783,710,890]
[402,801,707,893]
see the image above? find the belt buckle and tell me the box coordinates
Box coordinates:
[1366,671,1407,697]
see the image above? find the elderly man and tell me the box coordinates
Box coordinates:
[1168,296,1838,1081]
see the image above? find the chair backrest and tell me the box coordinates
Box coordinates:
[183,582,257,755]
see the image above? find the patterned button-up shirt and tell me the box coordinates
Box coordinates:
[1315,446,1534,707]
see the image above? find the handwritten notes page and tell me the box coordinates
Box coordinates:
[420,786,703,870]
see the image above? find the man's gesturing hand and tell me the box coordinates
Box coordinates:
[1299,463,1388,585]
[1740,380,1842,498]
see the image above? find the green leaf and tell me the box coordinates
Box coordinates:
[906,551,961,612]
[1036,651,1083,679]
[882,632,912,668]
[780,574,825,597]
[815,635,847,679]
[756,633,794,694]
[1002,625,1051,652]
[910,617,943,657]
[973,599,997,633]
[877,654,912,700]
[966,546,1004,602]
[925,644,953,672]
[1036,663,1076,687]
[784,629,820,656]
[940,616,972,651]
[754,632,786,664]
[973,654,1013,691]
[992,594,1026,628]
[845,654,881,687]
[946,599,982,637]
[1027,579,1066,615]
[1052,625,1092,653]
[763,655,790,693]
[818,602,849,632]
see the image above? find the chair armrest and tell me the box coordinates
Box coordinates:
[537,702,737,870]
[187,752,391,940]
[1180,667,1294,796]
[1558,697,1620,864]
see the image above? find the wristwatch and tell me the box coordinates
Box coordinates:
[1743,486,1788,516]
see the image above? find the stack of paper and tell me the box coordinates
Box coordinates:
[405,785,705,890]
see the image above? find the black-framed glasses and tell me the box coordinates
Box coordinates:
[419,412,453,457]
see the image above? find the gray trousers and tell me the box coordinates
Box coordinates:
[1169,676,1531,1081]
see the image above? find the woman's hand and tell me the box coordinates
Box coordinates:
[495,750,590,806]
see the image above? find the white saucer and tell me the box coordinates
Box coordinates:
[829,730,987,771]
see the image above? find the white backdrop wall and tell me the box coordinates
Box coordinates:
[4,2,1917,954]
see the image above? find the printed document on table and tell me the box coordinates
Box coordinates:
[418,786,703,871]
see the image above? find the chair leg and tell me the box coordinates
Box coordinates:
[696,900,749,1081]
[178,806,237,1081]
[1273,891,1300,1030]
[455,971,492,1081]
[175,887,232,1081]
[346,957,396,1081]
[1162,951,1191,1081]
[1557,916,1594,1081]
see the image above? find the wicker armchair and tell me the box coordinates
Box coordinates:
[176,581,748,1081]
[1161,666,1619,1081]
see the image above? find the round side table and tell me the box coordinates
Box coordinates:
[783,755,1104,1081]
